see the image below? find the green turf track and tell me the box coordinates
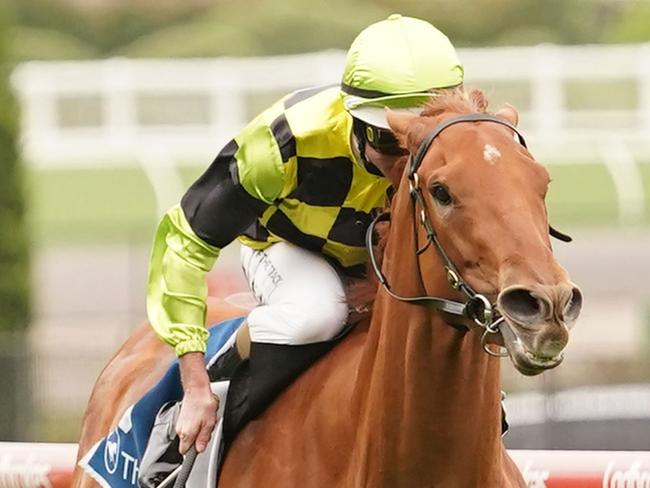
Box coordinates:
[26,161,650,246]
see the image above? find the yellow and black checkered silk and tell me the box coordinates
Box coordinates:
[182,85,391,276]
[236,86,391,274]
[148,85,393,355]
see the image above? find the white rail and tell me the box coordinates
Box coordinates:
[10,45,650,224]
[11,44,650,168]
[0,442,649,488]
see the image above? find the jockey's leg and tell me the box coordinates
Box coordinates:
[241,241,349,345]
[209,241,348,380]
[142,243,350,485]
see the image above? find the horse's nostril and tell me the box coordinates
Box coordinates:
[564,286,583,323]
[499,288,546,324]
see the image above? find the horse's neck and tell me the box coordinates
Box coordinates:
[349,205,505,486]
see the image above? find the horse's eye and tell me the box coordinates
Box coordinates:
[431,184,453,206]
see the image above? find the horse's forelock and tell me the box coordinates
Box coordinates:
[421,88,489,119]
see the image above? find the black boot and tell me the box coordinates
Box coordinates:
[208,344,243,382]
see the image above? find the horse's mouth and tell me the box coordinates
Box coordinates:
[499,318,564,376]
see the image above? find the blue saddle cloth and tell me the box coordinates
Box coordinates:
[79,316,245,488]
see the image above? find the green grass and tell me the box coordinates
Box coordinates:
[26,165,206,245]
[26,161,650,246]
[27,166,158,245]
[546,163,620,227]
[547,161,650,227]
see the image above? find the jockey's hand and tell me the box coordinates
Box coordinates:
[177,352,219,454]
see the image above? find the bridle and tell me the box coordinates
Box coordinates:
[366,113,572,356]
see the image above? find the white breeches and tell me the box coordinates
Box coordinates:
[240,242,349,344]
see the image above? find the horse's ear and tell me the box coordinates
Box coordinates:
[386,109,418,137]
[495,103,519,127]
[469,89,488,113]
[386,109,427,151]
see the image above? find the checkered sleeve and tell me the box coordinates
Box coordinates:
[147,103,294,356]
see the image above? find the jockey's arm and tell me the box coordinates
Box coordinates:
[147,112,288,357]
[146,104,290,452]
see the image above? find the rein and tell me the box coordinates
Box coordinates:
[366,113,568,356]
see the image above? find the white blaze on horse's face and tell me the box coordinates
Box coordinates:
[482,144,501,165]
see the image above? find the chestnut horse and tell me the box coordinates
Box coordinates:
[73,90,582,487]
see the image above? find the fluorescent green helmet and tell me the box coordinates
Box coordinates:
[342,14,464,129]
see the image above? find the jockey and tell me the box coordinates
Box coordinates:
[146,14,464,456]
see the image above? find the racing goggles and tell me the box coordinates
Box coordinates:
[358,120,407,156]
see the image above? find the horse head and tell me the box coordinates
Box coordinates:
[386,89,582,376]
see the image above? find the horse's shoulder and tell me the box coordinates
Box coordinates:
[221,319,370,486]
[76,298,243,461]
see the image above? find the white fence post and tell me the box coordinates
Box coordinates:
[211,61,245,146]
[600,138,645,226]
[102,58,136,154]
[638,44,650,136]
[11,65,59,157]
[531,44,564,143]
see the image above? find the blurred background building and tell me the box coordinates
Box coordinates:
[1,0,650,449]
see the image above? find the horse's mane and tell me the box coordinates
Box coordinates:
[422,87,489,118]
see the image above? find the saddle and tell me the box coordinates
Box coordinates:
[138,317,350,488]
